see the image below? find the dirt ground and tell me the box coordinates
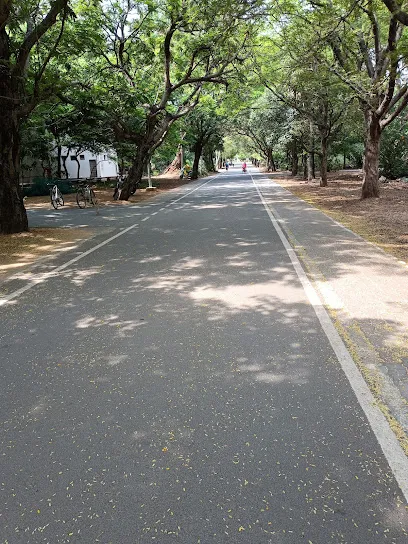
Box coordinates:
[272,170,408,263]
[0,228,94,282]
[23,174,193,210]
[0,175,194,282]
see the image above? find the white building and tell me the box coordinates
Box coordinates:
[61,148,119,179]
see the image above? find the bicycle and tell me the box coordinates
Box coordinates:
[48,183,64,210]
[76,182,98,208]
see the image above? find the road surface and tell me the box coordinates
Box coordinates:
[1,167,408,543]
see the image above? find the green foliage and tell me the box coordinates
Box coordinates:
[23,178,75,197]
[380,119,408,178]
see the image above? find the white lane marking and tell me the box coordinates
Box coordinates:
[251,175,408,502]
[1,175,220,307]
[167,175,218,206]
[151,212,158,216]
[0,223,139,306]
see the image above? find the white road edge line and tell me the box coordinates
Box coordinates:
[0,174,218,307]
[251,174,408,503]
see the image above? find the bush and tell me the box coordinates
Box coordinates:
[380,120,408,179]
[23,178,76,197]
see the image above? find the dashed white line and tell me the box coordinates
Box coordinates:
[0,175,219,307]
[0,223,139,306]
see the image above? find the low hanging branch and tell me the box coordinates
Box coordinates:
[381,0,408,26]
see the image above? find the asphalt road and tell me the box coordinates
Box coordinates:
[1,167,408,543]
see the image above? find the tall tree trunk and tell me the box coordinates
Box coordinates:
[0,125,28,234]
[163,149,182,174]
[271,154,276,171]
[203,150,215,172]
[312,152,316,178]
[0,32,28,233]
[56,145,62,178]
[303,154,307,180]
[291,141,298,176]
[266,149,272,171]
[75,157,80,178]
[320,136,328,187]
[266,149,276,172]
[62,155,69,179]
[343,151,347,170]
[362,110,381,198]
[191,142,203,180]
[120,147,148,200]
[307,153,313,181]
[307,120,314,181]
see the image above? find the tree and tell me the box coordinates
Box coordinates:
[184,105,225,179]
[78,0,263,198]
[381,0,408,25]
[313,1,408,197]
[253,9,356,185]
[232,92,292,172]
[0,0,71,233]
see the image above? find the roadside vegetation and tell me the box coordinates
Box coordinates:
[2,0,408,236]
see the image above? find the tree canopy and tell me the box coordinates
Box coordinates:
[2,0,408,232]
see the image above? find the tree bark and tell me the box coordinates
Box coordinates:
[266,148,276,172]
[56,145,62,178]
[163,149,182,174]
[0,33,28,233]
[320,136,328,187]
[271,153,276,171]
[307,120,314,181]
[74,156,80,178]
[291,141,298,176]
[203,150,215,172]
[120,147,148,200]
[62,154,69,178]
[191,143,203,180]
[307,152,313,182]
[0,130,28,234]
[362,110,381,198]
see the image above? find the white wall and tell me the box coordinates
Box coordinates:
[60,148,118,179]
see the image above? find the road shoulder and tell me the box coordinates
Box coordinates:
[257,172,408,455]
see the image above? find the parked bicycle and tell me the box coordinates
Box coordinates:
[47,182,64,210]
[75,181,98,208]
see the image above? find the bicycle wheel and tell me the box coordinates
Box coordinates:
[51,189,58,209]
[56,188,64,208]
[90,189,97,206]
[51,187,62,210]
[76,188,86,208]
